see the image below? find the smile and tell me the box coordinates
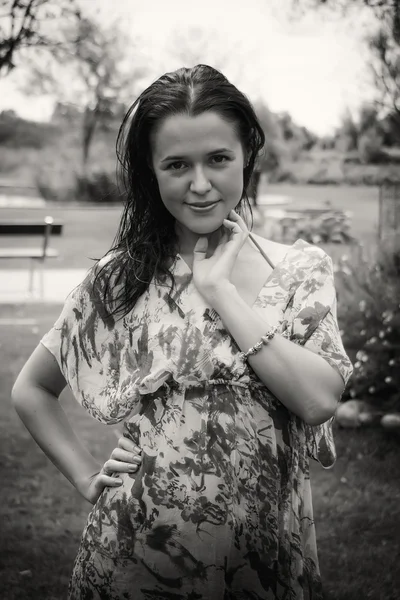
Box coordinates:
[186,200,220,213]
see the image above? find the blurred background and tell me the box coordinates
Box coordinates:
[1,1,400,599]
[1,0,400,198]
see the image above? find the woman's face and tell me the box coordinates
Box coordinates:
[151,111,246,241]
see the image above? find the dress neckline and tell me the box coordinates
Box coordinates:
[175,238,306,310]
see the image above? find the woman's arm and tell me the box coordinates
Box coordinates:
[12,344,140,503]
[211,284,344,426]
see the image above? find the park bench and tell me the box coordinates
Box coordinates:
[0,216,63,296]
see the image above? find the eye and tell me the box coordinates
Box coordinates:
[210,155,229,165]
[167,161,187,171]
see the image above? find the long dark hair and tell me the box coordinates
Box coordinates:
[94,64,265,319]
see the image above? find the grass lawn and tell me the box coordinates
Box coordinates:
[1,185,399,599]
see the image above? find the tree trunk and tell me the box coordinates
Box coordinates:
[82,106,99,166]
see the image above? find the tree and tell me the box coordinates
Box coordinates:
[21,16,146,165]
[0,0,80,76]
[358,103,380,134]
[368,26,400,133]
[334,109,359,152]
[164,26,245,84]
[254,101,285,174]
[291,0,400,141]
[291,0,399,40]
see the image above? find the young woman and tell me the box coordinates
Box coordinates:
[12,64,353,600]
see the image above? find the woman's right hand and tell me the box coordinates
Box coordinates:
[77,436,142,505]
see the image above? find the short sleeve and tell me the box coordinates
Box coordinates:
[287,251,353,468]
[40,274,87,383]
[40,259,143,424]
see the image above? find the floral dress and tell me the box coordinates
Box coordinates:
[41,238,353,600]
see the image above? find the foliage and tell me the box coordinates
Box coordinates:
[35,167,122,204]
[333,103,400,155]
[357,126,385,163]
[0,109,56,147]
[291,0,399,39]
[292,0,400,143]
[276,210,354,244]
[368,25,400,138]
[254,102,285,174]
[336,234,400,412]
[254,102,318,177]
[381,110,400,145]
[73,171,122,204]
[0,0,80,75]
[334,109,358,153]
[19,15,145,164]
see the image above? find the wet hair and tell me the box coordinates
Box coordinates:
[95,64,265,319]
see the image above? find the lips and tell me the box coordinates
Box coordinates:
[186,200,220,207]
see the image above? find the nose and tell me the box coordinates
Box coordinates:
[190,166,212,195]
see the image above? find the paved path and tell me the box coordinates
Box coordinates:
[0,269,88,304]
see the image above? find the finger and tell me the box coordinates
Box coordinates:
[103,457,139,474]
[117,437,142,454]
[214,230,229,254]
[97,473,123,487]
[104,459,140,473]
[110,447,142,464]
[194,236,208,254]
[228,210,248,232]
[222,219,243,236]
[193,237,208,263]
[222,220,248,250]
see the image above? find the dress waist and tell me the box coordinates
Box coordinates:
[182,378,265,392]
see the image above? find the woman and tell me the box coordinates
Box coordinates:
[12,65,353,599]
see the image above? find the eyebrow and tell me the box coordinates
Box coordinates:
[160,148,234,163]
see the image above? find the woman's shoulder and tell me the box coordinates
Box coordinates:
[94,250,124,272]
[250,233,329,271]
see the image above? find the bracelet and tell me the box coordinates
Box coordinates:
[239,326,278,362]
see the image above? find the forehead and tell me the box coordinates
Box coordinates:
[151,112,241,158]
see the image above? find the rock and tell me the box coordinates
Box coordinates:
[380,413,400,431]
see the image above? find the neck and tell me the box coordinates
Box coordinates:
[176,223,223,257]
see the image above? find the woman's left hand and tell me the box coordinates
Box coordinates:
[192,210,248,305]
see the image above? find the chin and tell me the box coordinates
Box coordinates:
[185,219,223,235]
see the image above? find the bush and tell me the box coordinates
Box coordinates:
[74,171,123,203]
[0,113,56,149]
[276,210,354,244]
[357,127,385,164]
[336,234,400,412]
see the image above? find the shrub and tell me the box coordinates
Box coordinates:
[0,114,56,149]
[276,210,354,244]
[336,234,400,413]
[357,127,385,164]
[74,171,123,203]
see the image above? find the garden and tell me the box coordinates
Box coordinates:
[1,182,400,600]
[1,1,400,596]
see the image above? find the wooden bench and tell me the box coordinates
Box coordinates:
[0,216,63,296]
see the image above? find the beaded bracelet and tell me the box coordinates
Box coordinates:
[239,326,278,362]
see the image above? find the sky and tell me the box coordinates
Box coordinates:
[0,0,376,136]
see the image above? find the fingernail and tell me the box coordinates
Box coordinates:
[128,465,138,471]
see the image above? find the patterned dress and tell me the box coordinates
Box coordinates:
[41,238,353,600]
